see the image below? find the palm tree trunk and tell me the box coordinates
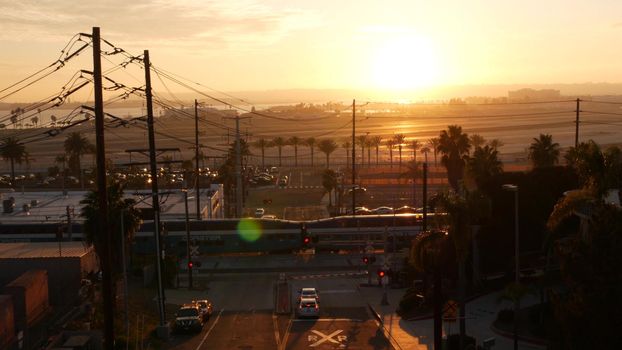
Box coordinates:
[278,148,282,166]
[10,158,15,183]
[375,147,379,166]
[261,147,265,169]
[294,146,298,167]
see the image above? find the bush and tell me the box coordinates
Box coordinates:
[397,291,425,315]
[497,308,514,323]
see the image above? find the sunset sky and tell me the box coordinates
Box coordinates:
[1,0,621,101]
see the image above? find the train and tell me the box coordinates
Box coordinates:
[0,213,435,255]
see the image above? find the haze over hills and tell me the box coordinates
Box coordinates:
[2,83,622,108]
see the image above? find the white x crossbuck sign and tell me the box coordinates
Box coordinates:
[308,330,347,347]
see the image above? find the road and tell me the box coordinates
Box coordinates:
[167,271,393,350]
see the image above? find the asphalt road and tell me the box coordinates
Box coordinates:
[167,270,393,350]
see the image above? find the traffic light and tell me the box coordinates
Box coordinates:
[362,256,369,264]
[302,235,311,245]
[301,224,311,246]
[378,269,386,278]
[188,261,193,269]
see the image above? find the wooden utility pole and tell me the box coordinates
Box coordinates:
[225,115,250,217]
[422,162,428,231]
[575,98,581,148]
[92,26,114,350]
[194,99,201,219]
[351,99,356,215]
[144,50,167,328]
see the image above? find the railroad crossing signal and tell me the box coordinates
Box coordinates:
[188,261,193,269]
[189,244,199,257]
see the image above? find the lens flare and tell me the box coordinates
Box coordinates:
[237,218,262,242]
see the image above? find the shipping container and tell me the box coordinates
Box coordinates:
[4,270,49,330]
[0,295,15,349]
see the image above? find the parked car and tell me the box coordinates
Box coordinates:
[298,287,320,303]
[395,205,417,214]
[192,299,214,321]
[372,206,394,214]
[173,304,204,333]
[351,207,371,215]
[254,208,265,218]
[297,298,320,318]
[347,185,367,195]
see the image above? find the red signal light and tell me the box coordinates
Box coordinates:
[188,261,193,269]
[363,257,369,264]
[303,236,311,244]
[378,270,386,277]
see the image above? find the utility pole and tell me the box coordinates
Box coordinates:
[575,98,581,148]
[183,189,193,289]
[225,115,250,218]
[194,99,201,219]
[351,99,356,216]
[92,27,114,350]
[66,205,72,241]
[144,50,167,332]
[422,162,428,231]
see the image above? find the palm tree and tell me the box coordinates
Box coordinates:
[469,134,486,148]
[31,115,39,128]
[322,168,338,207]
[0,137,27,183]
[356,134,368,167]
[64,132,93,185]
[318,138,338,169]
[466,145,503,191]
[393,134,406,167]
[410,138,421,162]
[50,114,57,125]
[272,137,286,166]
[80,181,141,294]
[341,140,351,168]
[421,146,430,163]
[385,139,396,168]
[365,137,373,168]
[431,191,470,349]
[371,135,383,166]
[488,138,504,151]
[252,138,270,169]
[55,154,67,192]
[437,125,471,191]
[400,160,421,205]
[428,137,440,167]
[305,137,316,167]
[288,136,302,167]
[528,134,560,168]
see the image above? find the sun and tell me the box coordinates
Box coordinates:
[370,35,440,90]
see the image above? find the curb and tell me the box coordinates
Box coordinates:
[490,323,548,347]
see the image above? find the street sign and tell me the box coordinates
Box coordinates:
[308,330,347,347]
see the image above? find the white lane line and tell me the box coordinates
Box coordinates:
[272,314,280,349]
[318,289,357,294]
[195,308,223,350]
[279,316,293,350]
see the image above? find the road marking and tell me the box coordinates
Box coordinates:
[318,289,357,294]
[309,329,343,347]
[195,308,223,350]
[272,314,280,349]
[280,316,293,350]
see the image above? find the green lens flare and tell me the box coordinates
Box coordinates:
[237,219,262,242]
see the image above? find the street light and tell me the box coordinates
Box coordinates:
[502,184,519,284]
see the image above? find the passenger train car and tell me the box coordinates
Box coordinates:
[0,213,432,255]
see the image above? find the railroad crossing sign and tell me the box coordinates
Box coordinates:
[308,330,347,347]
[443,300,458,322]
[190,244,199,257]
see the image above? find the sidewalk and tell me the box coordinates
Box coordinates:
[359,284,547,350]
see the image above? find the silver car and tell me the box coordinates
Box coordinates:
[297,298,320,318]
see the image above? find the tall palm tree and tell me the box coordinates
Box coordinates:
[528,134,560,169]
[428,137,440,167]
[466,145,503,191]
[318,138,338,169]
[272,137,286,166]
[469,134,486,148]
[341,140,351,168]
[55,154,67,192]
[356,134,368,167]
[252,138,269,169]
[365,137,373,168]
[0,137,27,183]
[322,168,338,207]
[421,146,430,163]
[50,115,57,125]
[80,181,141,290]
[488,138,504,151]
[305,137,316,167]
[64,132,93,185]
[385,139,396,168]
[371,135,383,166]
[400,160,421,205]
[437,125,471,191]
[410,139,421,162]
[393,134,406,167]
[288,136,301,167]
